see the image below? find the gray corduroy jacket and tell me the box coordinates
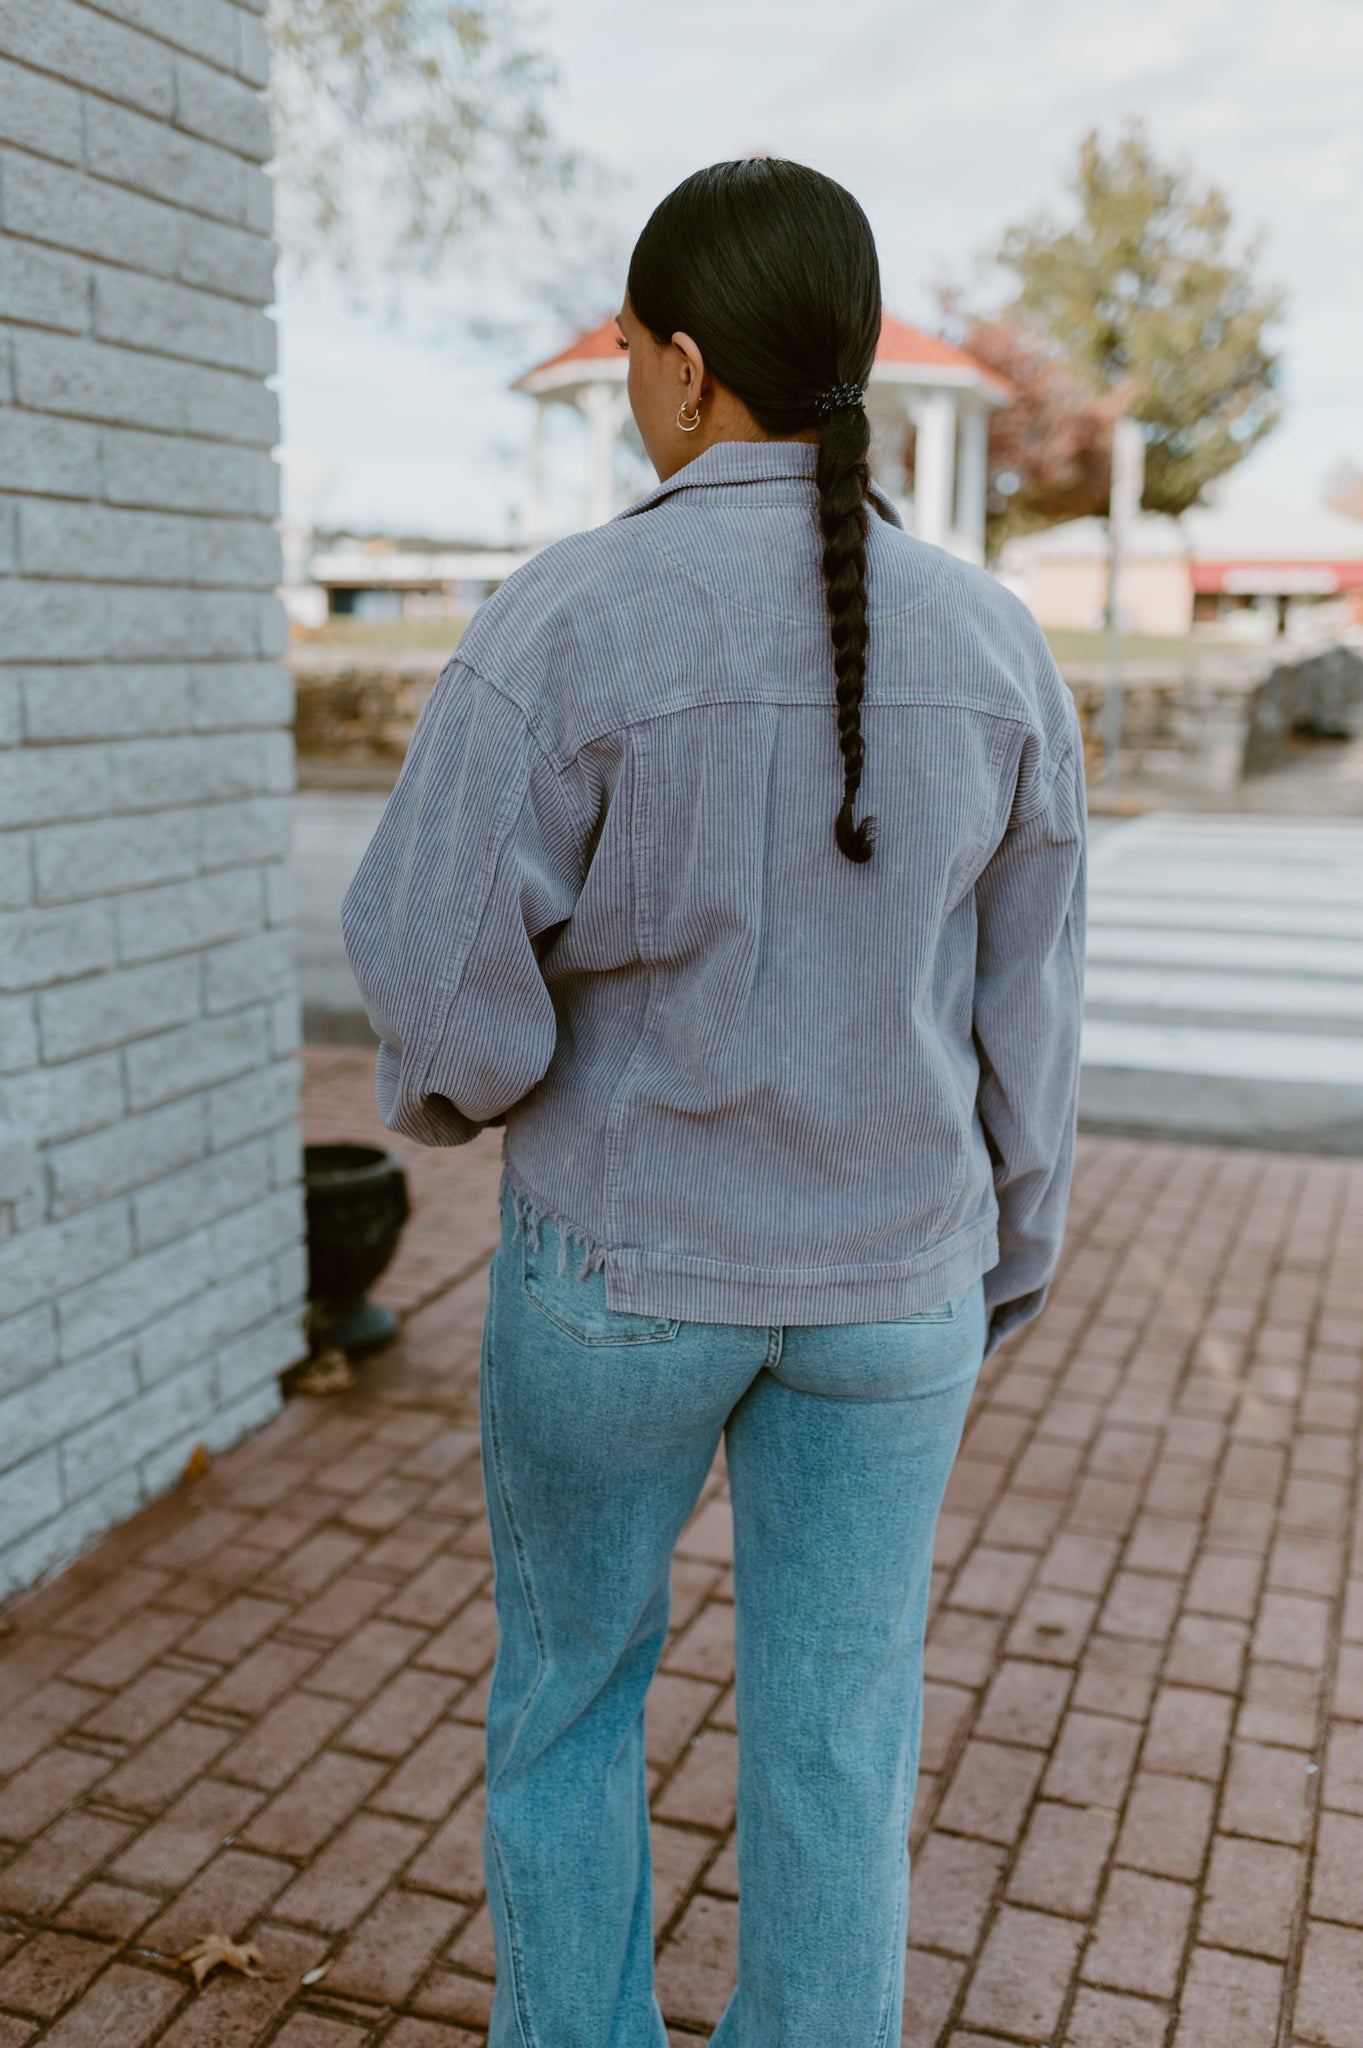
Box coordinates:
[341,437,1087,1360]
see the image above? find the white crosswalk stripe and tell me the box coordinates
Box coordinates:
[1080,814,1363,1131]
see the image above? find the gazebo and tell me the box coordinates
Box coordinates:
[512,312,1010,563]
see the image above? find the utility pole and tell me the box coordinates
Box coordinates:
[1102,417,1146,790]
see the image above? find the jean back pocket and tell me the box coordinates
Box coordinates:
[520,1222,682,1347]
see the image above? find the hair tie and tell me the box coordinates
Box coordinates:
[813,380,866,419]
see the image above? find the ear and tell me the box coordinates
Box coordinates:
[672,330,707,396]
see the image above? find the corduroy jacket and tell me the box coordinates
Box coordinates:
[341,437,1087,1360]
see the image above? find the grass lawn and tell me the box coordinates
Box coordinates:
[1043,627,1217,665]
[292,617,469,652]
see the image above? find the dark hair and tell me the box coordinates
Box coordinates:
[627,159,883,863]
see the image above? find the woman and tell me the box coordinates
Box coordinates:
[343,158,1086,2048]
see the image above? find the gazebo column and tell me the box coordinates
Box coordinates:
[579,383,626,527]
[914,391,957,549]
[527,401,548,547]
[955,404,988,564]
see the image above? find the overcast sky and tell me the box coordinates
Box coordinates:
[274,0,1363,541]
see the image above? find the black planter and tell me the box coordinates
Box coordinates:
[303,1143,411,1356]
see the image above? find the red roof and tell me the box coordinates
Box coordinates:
[522,311,1010,396]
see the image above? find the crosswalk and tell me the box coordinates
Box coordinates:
[1080,813,1363,1143]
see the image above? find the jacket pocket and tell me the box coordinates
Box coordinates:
[520,1231,682,1346]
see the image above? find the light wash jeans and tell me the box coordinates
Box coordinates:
[478,1176,986,2048]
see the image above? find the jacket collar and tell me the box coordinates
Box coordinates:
[615,436,904,529]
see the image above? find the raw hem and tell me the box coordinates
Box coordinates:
[500,1148,1001,1327]
[499,1154,611,1281]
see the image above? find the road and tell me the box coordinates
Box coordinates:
[293,793,1363,1155]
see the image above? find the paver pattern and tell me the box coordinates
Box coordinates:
[1,1045,1362,2045]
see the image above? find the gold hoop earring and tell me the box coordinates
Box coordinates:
[676,398,702,433]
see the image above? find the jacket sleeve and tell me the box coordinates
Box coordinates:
[973,733,1087,1361]
[340,656,584,1146]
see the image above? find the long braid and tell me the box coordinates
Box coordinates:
[816,405,876,862]
[626,156,884,865]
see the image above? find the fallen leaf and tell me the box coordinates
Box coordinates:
[174,1933,268,1991]
[180,1444,211,1483]
[300,1963,330,1986]
[291,1349,355,1396]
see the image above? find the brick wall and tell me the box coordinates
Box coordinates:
[0,0,307,1598]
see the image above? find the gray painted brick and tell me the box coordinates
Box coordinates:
[46,1095,208,1220]
[12,331,279,448]
[1,147,183,279]
[272,1241,307,1308]
[79,0,239,70]
[0,1199,132,1325]
[214,1307,304,1403]
[0,409,99,496]
[204,931,295,1014]
[0,53,83,165]
[39,955,201,1061]
[0,1343,139,1477]
[267,992,302,1057]
[0,671,21,744]
[0,580,110,661]
[62,1359,215,1502]
[115,865,262,964]
[200,795,292,870]
[0,1304,59,1400]
[84,95,248,224]
[34,805,200,904]
[94,266,276,374]
[0,241,90,334]
[263,860,294,928]
[6,1050,126,1145]
[244,164,272,236]
[137,1253,276,1386]
[19,497,195,583]
[235,10,269,87]
[0,1448,64,1552]
[177,209,275,304]
[0,744,109,828]
[0,1467,143,1600]
[213,1183,304,1279]
[189,516,283,589]
[123,1005,270,1110]
[173,52,272,161]
[0,0,176,119]
[0,834,35,913]
[0,995,39,1077]
[191,662,292,731]
[109,731,269,811]
[0,745,108,831]
[270,1122,303,1188]
[133,1135,272,1251]
[206,1054,300,1152]
[0,581,268,663]
[21,664,194,742]
[57,1221,217,1355]
[259,596,288,659]
[0,901,116,993]
[101,425,276,515]
[0,0,301,1597]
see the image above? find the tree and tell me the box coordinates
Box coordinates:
[267,0,589,289]
[996,122,1285,519]
[937,298,1125,552]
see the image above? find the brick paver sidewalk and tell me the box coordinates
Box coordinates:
[2,1046,1363,2046]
